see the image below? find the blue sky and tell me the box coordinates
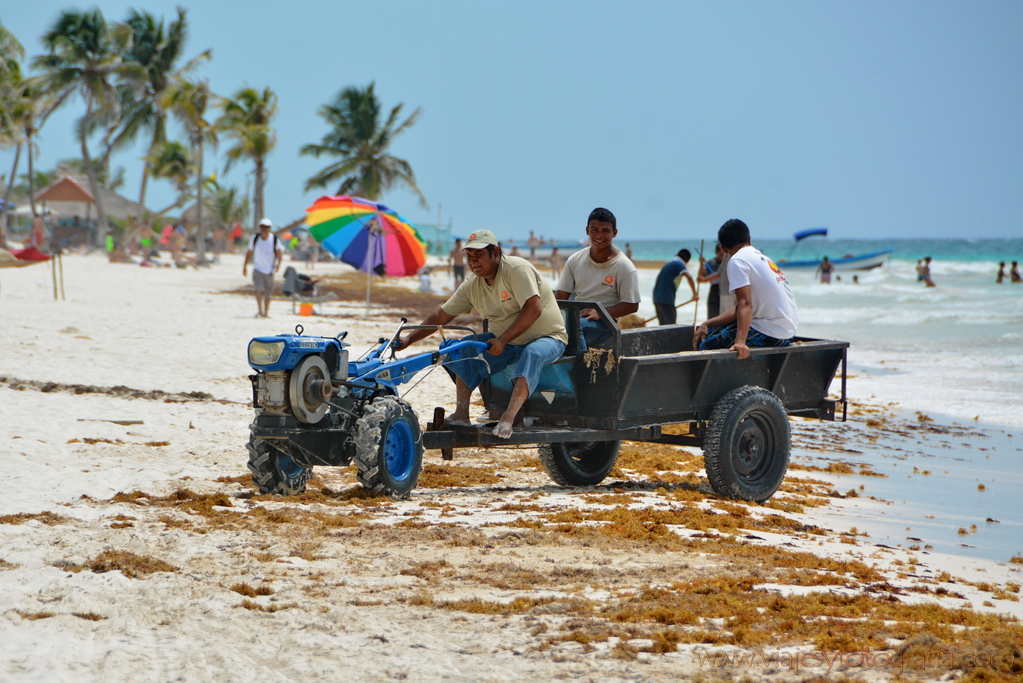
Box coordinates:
[3,1,1021,241]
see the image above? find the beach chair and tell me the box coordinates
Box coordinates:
[281,266,337,314]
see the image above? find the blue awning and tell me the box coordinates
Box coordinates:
[793,227,828,241]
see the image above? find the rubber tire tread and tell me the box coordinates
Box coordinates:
[703,385,790,502]
[353,397,423,499]
[247,434,312,496]
[538,440,622,487]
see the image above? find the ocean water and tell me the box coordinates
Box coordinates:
[623,237,1023,265]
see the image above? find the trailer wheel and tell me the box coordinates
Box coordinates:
[703,386,790,502]
[247,435,312,496]
[353,397,423,499]
[538,440,622,487]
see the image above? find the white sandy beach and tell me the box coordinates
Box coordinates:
[1,253,1021,682]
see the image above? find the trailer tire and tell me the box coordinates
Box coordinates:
[538,440,622,487]
[353,397,423,499]
[703,386,789,502]
[247,435,312,496]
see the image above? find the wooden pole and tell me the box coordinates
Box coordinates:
[51,253,58,300]
[693,239,705,325]
[58,253,65,300]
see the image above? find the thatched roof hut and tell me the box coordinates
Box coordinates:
[34,175,153,223]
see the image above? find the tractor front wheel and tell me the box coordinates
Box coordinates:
[353,397,423,499]
[247,435,312,496]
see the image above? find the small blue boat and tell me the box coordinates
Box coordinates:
[776,228,892,272]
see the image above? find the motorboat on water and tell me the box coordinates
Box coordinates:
[776,228,892,272]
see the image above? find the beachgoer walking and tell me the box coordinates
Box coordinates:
[448,238,465,287]
[921,256,936,288]
[398,229,568,440]
[528,231,539,259]
[816,256,834,284]
[306,232,319,270]
[996,262,1006,283]
[1011,261,1022,283]
[554,207,640,348]
[693,219,797,360]
[625,243,633,261]
[698,243,724,319]
[653,249,698,326]
[916,259,925,281]
[231,223,244,253]
[243,218,283,318]
[549,246,562,280]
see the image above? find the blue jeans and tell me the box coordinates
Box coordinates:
[699,322,792,351]
[446,333,567,395]
[578,317,613,349]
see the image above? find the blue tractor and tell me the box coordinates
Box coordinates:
[245,320,485,498]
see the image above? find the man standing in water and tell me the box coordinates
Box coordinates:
[243,218,283,318]
[694,219,797,359]
[399,230,567,439]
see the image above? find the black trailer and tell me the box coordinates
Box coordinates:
[422,301,847,502]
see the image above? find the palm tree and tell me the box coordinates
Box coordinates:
[147,139,194,217]
[0,21,25,240]
[204,176,249,231]
[34,8,128,247]
[300,82,427,206]
[215,86,276,231]
[165,77,217,263]
[113,8,209,206]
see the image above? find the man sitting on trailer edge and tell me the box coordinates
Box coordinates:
[397,229,568,439]
[554,207,640,347]
[693,218,797,359]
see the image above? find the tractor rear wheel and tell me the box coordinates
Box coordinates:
[538,440,622,486]
[703,386,790,502]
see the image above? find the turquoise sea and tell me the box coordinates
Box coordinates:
[623,237,1023,265]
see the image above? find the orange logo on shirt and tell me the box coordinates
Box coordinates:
[767,259,787,282]
[501,290,510,301]
[604,275,614,284]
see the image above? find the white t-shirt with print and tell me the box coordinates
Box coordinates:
[726,246,798,339]
[556,249,640,317]
[250,234,280,275]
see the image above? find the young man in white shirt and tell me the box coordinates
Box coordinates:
[242,218,284,318]
[554,207,640,348]
[693,219,797,359]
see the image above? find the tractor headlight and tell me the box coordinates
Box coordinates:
[249,340,286,366]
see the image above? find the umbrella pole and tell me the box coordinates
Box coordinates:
[59,254,65,300]
[365,267,371,316]
[51,254,58,301]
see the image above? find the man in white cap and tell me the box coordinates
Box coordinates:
[243,218,283,318]
[398,230,567,439]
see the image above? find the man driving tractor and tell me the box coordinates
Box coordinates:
[398,229,567,439]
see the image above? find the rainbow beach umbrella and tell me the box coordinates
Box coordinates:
[305,196,427,276]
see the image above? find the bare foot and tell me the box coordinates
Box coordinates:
[445,418,471,427]
[492,421,513,439]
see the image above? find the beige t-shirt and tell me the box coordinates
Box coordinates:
[556,248,641,314]
[442,255,568,345]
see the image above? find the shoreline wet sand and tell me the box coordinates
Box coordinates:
[1,253,1021,681]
